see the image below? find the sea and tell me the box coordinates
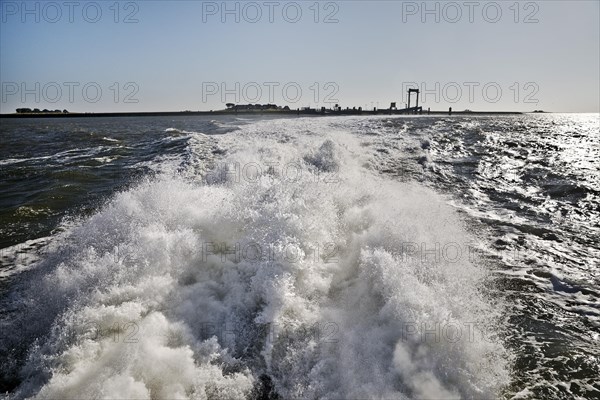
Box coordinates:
[0,113,598,399]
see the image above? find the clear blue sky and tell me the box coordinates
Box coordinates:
[1,0,598,112]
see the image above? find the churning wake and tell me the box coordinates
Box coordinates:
[1,117,511,399]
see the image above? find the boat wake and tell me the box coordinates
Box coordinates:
[1,117,511,399]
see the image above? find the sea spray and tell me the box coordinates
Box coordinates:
[2,117,511,399]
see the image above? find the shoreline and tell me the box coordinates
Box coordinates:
[0,110,527,119]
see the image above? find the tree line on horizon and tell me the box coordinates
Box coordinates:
[16,108,69,114]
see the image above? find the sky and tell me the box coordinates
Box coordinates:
[1,0,599,113]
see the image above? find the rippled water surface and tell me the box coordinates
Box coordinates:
[0,114,598,399]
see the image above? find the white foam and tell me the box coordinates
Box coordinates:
[5,117,511,399]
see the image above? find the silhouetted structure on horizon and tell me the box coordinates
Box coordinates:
[407,88,422,114]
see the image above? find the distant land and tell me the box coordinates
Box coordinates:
[0,104,530,118]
